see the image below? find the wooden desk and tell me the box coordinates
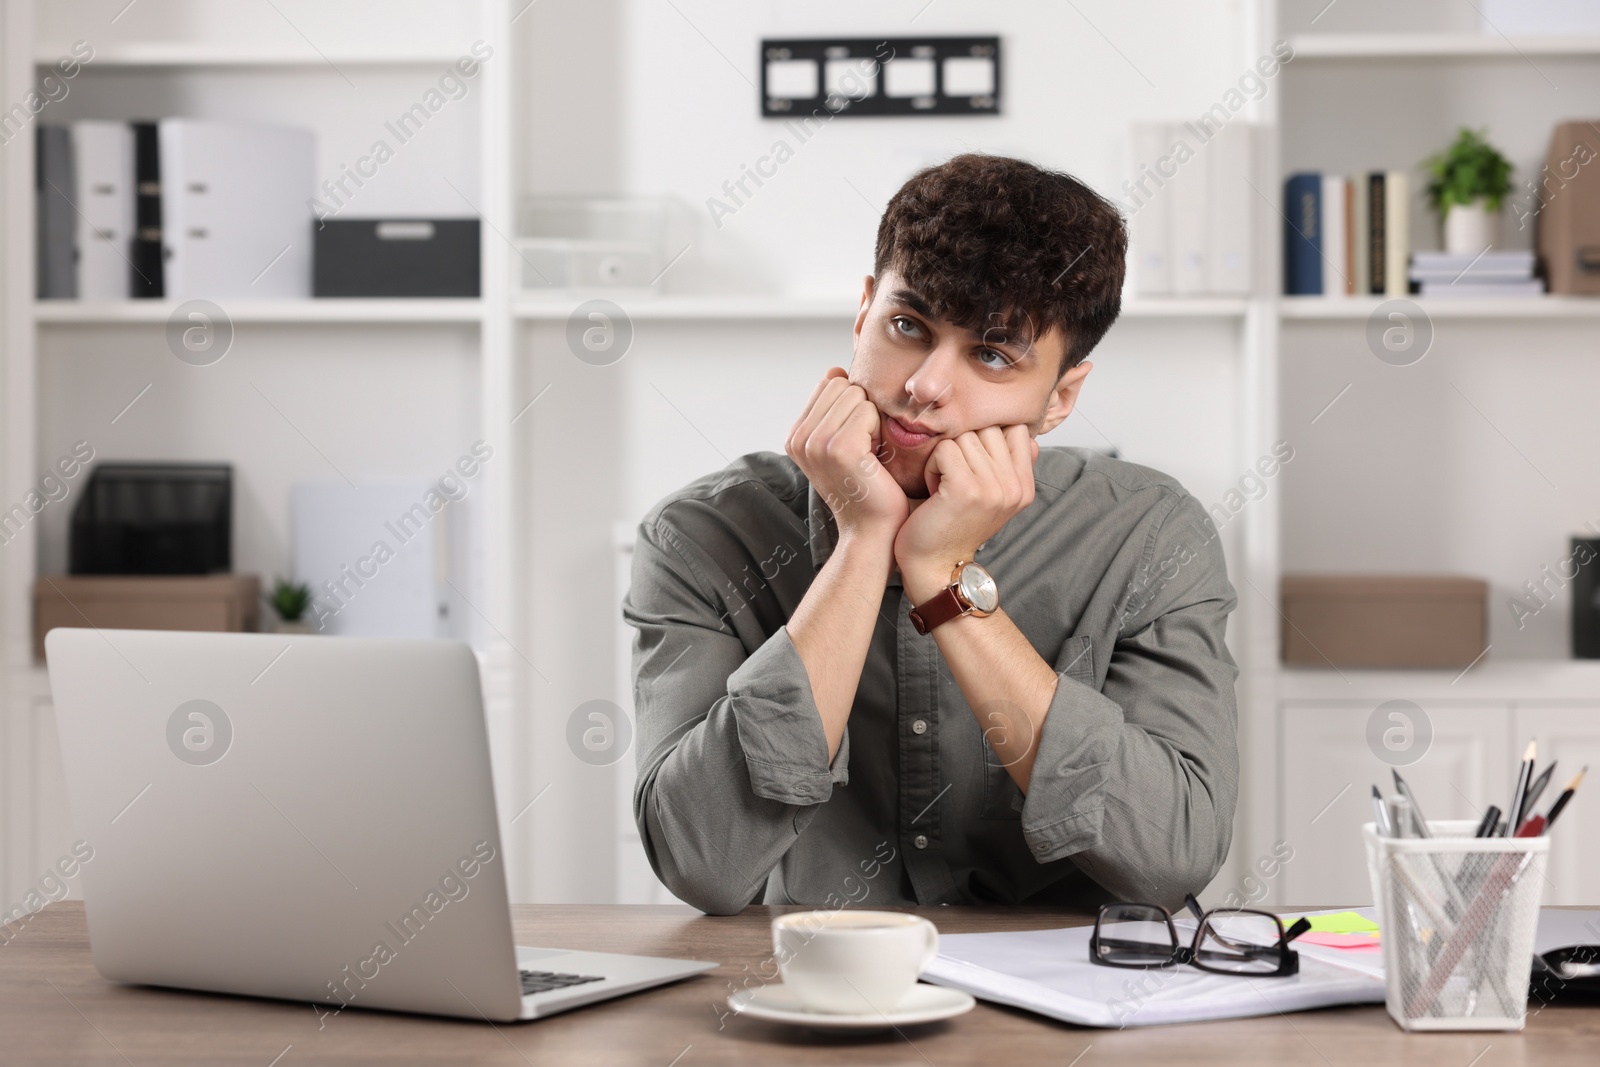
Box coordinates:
[2,902,1596,1065]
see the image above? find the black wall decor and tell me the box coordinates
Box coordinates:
[759,37,1001,118]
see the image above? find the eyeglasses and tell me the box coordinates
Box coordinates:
[1089,893,1313,977]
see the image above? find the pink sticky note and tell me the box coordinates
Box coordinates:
[1299,932,1382,950]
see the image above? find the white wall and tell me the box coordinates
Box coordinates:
[617,0,1248,295]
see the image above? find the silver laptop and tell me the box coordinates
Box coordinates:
[45,628,715,1022]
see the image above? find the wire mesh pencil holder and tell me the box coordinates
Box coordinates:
[1363,820,1549,1031]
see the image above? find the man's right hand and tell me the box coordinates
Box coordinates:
[785,368,908,543]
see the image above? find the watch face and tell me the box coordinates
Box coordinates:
[957,563,998,613]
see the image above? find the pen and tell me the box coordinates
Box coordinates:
[1542,765,1588,834]
[1503,740,1537,836]
[1472,805,1501,838]
[1392,769,1430,837]
[1371,784,1393,836]
[1387,795,1414,839]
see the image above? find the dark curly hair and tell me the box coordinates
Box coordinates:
[873,153,1127,375]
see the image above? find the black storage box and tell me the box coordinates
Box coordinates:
[1575,537,1600,659]
[313,218,480,297]
[70,463,232,575]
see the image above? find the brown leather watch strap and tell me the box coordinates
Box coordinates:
[909,586,966,635]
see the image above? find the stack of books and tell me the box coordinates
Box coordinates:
[1283,171,1411,298]
[1409,251,1542,298]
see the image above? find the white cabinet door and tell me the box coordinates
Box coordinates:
[1279,702,1510,906]
[4,693,82,913]
[1511,705,1600,905]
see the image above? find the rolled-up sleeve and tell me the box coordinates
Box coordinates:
[1019,492,1240,909]
[623,515,846,915]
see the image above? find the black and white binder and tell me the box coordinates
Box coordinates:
[131,122,164,299]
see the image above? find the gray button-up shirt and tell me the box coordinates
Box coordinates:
[623,447,1239,915]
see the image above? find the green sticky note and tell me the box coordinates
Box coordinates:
[1301,911,1379,934]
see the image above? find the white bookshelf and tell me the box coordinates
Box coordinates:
[36,299,484,324]
[511,294,1252,321]
[1280,296,1600,319]
[33,43,467,67]
[1268,3,1600,907]
[0,0,530,910]
[1291,33,1600,58]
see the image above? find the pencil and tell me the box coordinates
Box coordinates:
[1543,765,1587,833]
[1503,740,1536,837]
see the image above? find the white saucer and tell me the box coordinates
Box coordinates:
[727,982,976,1029]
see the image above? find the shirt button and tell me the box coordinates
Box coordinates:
[911,719,928,735]
[1034,842,1049,854]
[913,834,929,850]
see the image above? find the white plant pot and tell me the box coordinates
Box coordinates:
[274,618,315,634]
[1443,200,1500,255]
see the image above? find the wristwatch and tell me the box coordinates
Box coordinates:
[908,560,999,635]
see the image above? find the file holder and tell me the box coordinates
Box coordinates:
[1363,820,1549,1030]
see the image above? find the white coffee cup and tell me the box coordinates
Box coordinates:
[772,909,940,1014]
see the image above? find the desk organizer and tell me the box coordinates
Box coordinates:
[1363,820,1548,1030]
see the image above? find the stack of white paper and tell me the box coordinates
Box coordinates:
[921,911,1387,1028]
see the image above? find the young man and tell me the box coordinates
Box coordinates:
[624,154,1239,915]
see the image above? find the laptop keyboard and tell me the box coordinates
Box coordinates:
[520,969,606,996]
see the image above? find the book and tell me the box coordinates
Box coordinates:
[131,122,164,299]
[1349,173,1369,298]
[1419,280,1544,297]
[158,119,314,299]
[1411,250,1535,272]
[1321,175,1347,297]
[1128,123,1172,296]
[71,121,136,301]
[1206,123,1253,295]
[1170,130,1210,295]
[36,125,77,300]
[1384,169,1409,297]
[1410,267,1535,283]
[1284,172,1322,295]
[1368,172,1385,295]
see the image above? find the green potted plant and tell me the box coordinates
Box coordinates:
[269,577,315,634]
[1423,127,1513,254]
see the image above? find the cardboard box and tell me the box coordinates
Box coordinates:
[1281,574,1488,669]
[34,574,260,661]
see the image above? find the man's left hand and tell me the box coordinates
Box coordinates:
[894,424,1038,603]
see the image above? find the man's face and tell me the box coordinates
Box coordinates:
[848,270,1093,499]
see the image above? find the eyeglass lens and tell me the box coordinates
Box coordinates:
[1195,911,1285,974]
[1095,903,1178,966]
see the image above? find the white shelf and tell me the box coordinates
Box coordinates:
[35,300,482,324]
[35,43,468,68]
[1281,661,1600,703]
[1281,295,1600,320]
[513,294,1251,321]
[1290,33,1600,59]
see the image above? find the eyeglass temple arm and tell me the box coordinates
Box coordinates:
[1279,917,1312,946]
